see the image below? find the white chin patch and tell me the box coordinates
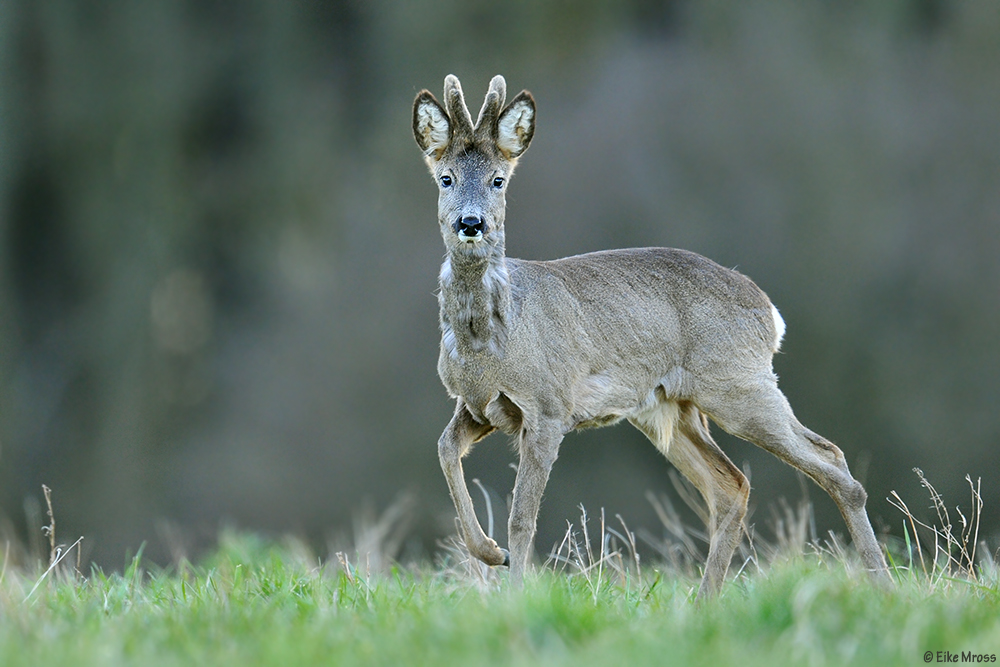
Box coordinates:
[457,232,483,243]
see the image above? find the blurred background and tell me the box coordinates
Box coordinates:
[1,0,998,569]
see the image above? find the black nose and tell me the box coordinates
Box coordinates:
[454,216,486,236]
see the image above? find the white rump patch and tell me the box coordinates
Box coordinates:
[771,303,786,352]
[497,100,533,158]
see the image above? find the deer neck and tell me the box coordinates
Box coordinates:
[439,241,511,358]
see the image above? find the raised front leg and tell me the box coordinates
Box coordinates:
[508,423,563,587]
[438,401,507,566]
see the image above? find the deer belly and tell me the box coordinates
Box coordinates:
[569,367,690,432]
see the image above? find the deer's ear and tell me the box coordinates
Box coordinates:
[496,91,535,160]
[413,91,451,162]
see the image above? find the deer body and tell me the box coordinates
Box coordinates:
[439,249,779,435]
[414,75,889,597]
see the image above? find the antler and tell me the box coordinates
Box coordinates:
[474,75,507,141]
[443,75,475,140]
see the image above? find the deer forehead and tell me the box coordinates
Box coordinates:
[438,148,506,180]
[442,142,507,169]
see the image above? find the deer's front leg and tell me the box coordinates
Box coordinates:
[438,401,507,566]
[508,424,563,586]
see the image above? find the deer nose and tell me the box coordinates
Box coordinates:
[454,216,487,237]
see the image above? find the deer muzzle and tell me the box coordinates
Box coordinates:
[453,216,487,241]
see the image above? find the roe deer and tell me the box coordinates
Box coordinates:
[413,74,889,597]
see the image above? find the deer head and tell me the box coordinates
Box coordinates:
[413,75,535,260]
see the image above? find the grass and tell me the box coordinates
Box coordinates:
[1,475,999,666]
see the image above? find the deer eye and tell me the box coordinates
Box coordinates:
[440,174,452,187]
[492,176,505,188]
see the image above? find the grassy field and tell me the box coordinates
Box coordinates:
[1,475,997,666]
[1,521,999,667]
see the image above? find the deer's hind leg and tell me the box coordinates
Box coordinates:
[631,401,749,598]
[700,378,889,582]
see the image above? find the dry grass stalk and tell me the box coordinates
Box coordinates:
[543,505,643,599]
[887,469,985,587]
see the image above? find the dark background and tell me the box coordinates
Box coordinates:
[1,0,998,568]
